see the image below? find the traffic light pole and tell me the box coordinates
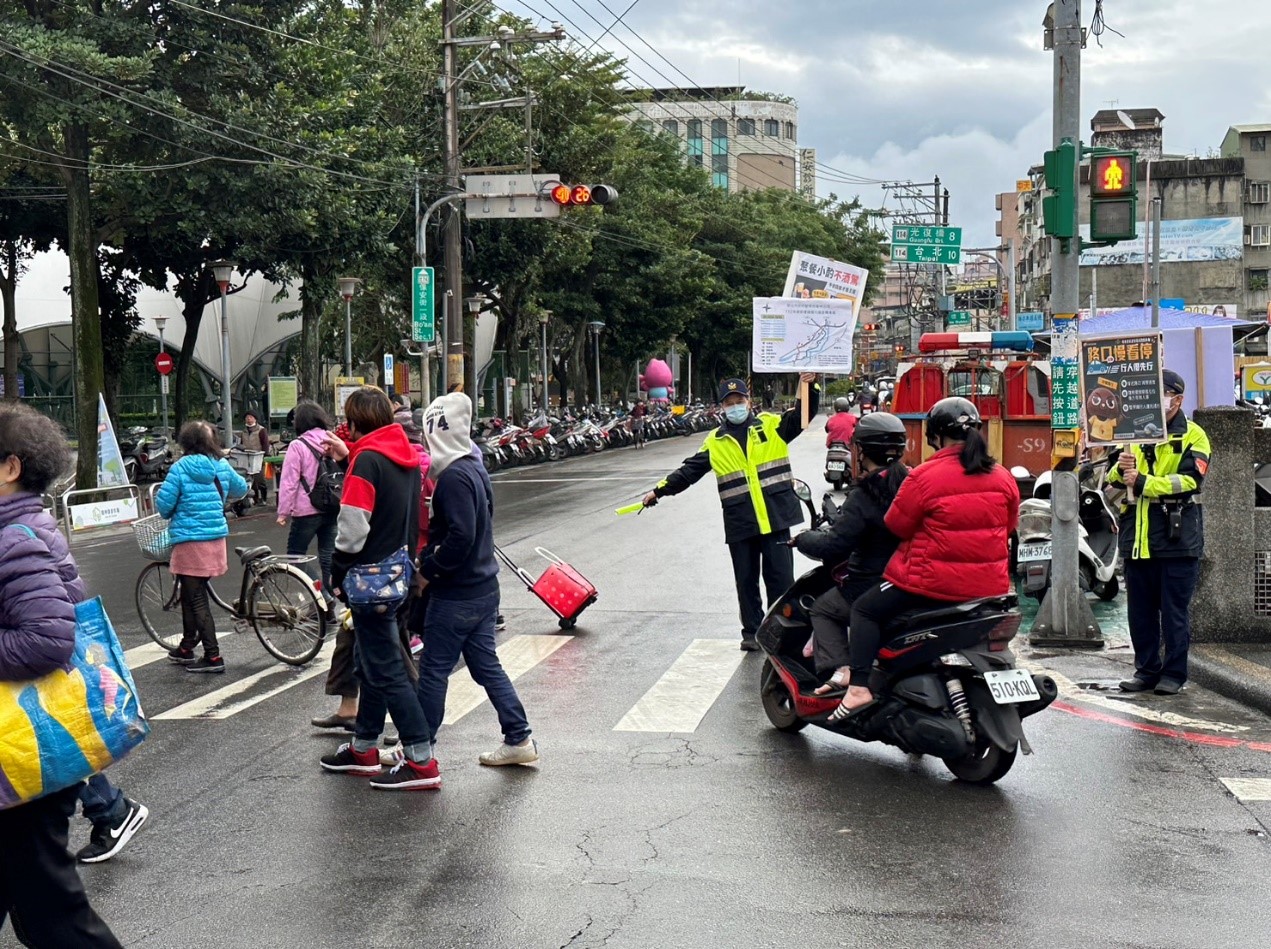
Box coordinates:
[441,0,464,393]
[1032,0,1103,647]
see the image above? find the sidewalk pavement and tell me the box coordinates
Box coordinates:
[1190,645,1271,719]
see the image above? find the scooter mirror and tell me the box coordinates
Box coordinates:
[792,480,813,503]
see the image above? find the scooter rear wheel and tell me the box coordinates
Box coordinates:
[760,658,807,733]
[943,739,1016,785]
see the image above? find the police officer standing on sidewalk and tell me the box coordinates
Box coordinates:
[643,374,819,651]
[1107,369,1211,695]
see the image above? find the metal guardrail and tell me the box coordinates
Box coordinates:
[59,483,144,544]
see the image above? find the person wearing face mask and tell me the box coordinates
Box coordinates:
[1106,369,1209,696]
[642,373,820,651]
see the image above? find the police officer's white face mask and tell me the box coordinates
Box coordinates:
[724,402,750,424]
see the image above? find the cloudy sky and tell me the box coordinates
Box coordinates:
[504,0,1271,249]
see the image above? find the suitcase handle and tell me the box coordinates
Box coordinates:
[535,547,564,566]
[493,544,537,587]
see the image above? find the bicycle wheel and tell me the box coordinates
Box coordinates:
[247,564,327,665]
[135,562,184,650]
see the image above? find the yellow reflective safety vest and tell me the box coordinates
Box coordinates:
[656,412,804,544]
[1105,416,1209,560]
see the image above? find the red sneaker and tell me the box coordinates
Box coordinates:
[320,742,382,775]
[369,757,441,791]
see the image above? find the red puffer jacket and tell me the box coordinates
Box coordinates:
[882,445,1020,601]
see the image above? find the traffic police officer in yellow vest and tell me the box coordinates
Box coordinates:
[643,374,819,650]
[1106,369,1210,696]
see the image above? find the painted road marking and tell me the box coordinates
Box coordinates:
[125,630,239,671]
[152,642,334,721]
[442,634,573,725]
[1220,777,1271,802]
[1018,660,1249,735]
[614,639,743,733]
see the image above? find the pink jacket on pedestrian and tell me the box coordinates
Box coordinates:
[277,428,333,519]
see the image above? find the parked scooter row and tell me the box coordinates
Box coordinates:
[119,426,174,484]
[1012,460,1121,601]
[472,405,723,473]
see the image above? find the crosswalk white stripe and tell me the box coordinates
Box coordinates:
[1220,777,1271,802]
[124,629,240,671]
[442,634,573,725]
[613,639,743,733]
[152,641,333,721]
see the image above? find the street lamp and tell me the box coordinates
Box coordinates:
[465,293,486,404]
[588,320,605,407]
[209,259,236,449]
[153,316,170,439]
[337,276,362,376]
[538,310,551,412]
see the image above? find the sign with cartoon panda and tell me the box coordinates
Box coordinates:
[1078,332,1167,445]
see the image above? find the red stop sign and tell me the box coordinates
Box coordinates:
[155,352,174,375]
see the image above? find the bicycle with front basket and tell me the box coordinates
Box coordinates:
[132,515,328,665]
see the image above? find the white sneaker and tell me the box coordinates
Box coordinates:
[479,738,539,766]
[379,741,403,767]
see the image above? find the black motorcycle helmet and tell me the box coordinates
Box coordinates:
[852,412,907,465]
[925,397,982,447]
[833,396,851,413]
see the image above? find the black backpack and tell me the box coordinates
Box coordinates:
[297,439,343,513]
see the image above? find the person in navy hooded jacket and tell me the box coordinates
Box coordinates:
[0,403,124,946]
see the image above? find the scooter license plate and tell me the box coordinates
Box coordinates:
[827,461,846,471]
[1017,541,1052,562]
[983,669,1041,704]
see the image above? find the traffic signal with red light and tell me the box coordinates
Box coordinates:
[1089,150,1137,242]
[861,322,878,333]
[546,182,619,208]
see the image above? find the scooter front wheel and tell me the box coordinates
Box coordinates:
[760,658,807,733]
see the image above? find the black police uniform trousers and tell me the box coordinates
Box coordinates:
[0,785,123,947]
[1125,556,1200,685]
[728,529,795,639]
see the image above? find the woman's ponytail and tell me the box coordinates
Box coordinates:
[959,427,997,475]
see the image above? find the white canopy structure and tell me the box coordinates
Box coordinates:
[11,249,302,384]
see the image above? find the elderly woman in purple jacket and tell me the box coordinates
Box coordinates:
[0,404,124,946]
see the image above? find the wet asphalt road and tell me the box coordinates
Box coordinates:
[7,421,1271,949]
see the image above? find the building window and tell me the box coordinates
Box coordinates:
[1253,135,1268,152]
[711,118,728,144]
[687,119,703,168]
[1249,224,1271,247]
[764,118,779,137]
[635,120,654,134]
[738,117,756,136]
[1248,269,1269,292]
[784,121,795,139]
[1249,181,1271,204]
[661,119,679,137]
[712,157,729,190]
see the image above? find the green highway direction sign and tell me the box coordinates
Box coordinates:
[411,266,435,343]
[890,225,962,265]
[946,310,972,327]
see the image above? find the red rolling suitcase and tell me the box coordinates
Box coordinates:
[495,545,598,629]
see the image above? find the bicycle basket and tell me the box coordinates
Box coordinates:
[133,514,172,562]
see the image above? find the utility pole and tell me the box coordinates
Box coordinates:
[1032,0,1102,646]
[1150,195,1162,327]
[442,0,464,393]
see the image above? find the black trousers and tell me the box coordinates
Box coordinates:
[809,577,877,674]
[728,530,794,638]
[0,785,123,948]
[1125,557,1200,685]
[178,574,219,656]
[324,600,416,699]
[848,582,945,688]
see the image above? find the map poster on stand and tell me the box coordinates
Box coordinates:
[781,252,869,317]
[1078,331,1166,445]
[752,297,856,373]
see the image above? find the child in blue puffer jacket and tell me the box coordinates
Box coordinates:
[156,421,248,673]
